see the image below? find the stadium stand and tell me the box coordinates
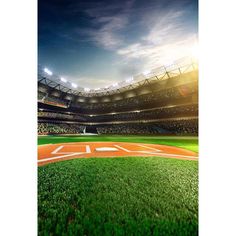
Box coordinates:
[38,58,198,135]
[96,118,198,135]
[38,123,85,135]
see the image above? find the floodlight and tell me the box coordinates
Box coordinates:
[60,77,67,83]
[71,83,78,88]
[44,68,53,76]
[84,88,90,92]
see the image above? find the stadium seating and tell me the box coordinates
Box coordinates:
[38,123,85,135]
[38,68,198,135]
[96,119,198,135]
[70,84,198,113]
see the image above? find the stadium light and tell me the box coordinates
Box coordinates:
[44,68,53,76]
[125,77,133,83]
[60,77,67,83]
[71,83,77,88]
[84,88,90,92]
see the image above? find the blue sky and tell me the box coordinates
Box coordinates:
[39,0,198,88]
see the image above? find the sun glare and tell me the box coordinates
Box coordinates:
[191,43,198,60]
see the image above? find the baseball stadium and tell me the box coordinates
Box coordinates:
[38,57,198,235]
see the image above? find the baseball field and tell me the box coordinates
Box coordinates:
[38,135,198,236]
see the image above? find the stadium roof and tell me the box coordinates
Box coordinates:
[38,57,198,97]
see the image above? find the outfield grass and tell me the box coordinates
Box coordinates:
[38,135,198,236]
[38,135,198,152]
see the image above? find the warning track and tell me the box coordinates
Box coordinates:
[38,142,198,166]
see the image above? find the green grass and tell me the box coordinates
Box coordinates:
[38,157,198,236]
[38,135,198,153]
[38,135,198,235]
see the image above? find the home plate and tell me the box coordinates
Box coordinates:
[95,147,119,152]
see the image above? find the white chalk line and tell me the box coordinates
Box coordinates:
[86,145,91,153]
[39,144,197,163]
[51,145,64,154]
[139,151,198,159]
[114,145,197,159]
[113,145,131,152]
[38,153,81,163]
[114,144,162,154]
[136,144,161,152]
[38,145,91,163]
[51,144,88,154]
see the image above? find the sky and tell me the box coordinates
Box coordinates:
[38,0,198,89]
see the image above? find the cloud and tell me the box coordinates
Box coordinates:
[85,15,128,49]
[79,0,135,50]
[72,76,119,89]
[75,4,197,84]
[142,10,184,45]
[115,9,198,72]
[41,0,198,88]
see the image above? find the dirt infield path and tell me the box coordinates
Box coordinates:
[38,142,198,166]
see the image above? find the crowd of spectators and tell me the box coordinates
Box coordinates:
[37,81,198,135]
[86,104,198,122]
[97,124,159,135]
[154,119,198,135]
[38,123,85,135]
[38,82,197,113]
[38,111,85,121]
[38,104,197,123]
[96,119,198,135]
[72,84,198,113]
[38,119,197,135]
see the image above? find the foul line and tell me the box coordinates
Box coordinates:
[114,144,161,153]
[136,144,161,152]
[38,153,81,163]
[51,144,89,154]
[39,145,92,163]
[51,145,64,154]
[139,151,198,158]
[114,145,131,152]
[114,144,197,159]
